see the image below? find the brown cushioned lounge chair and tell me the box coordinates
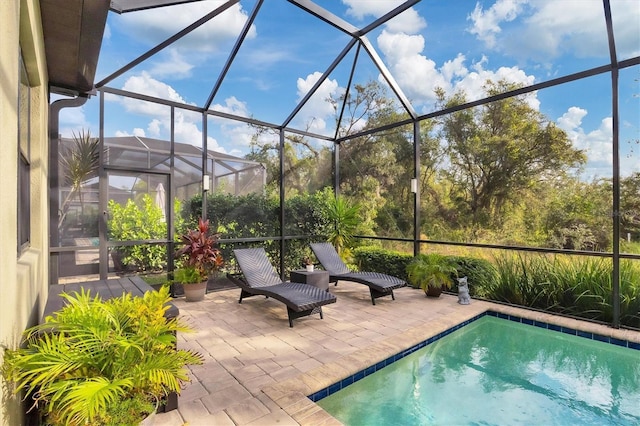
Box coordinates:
[310,242,406,305]
[227,248,337,327]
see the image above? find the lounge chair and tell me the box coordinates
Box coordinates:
[310,242,406,305]
[227,248,337,327]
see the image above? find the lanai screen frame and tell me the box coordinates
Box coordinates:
[48,0,640,329]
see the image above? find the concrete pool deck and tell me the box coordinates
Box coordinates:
[153,281,640,426]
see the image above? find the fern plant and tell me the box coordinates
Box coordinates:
[2,287,203,425]
[406,253,458,297]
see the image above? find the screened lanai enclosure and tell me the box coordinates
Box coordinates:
[48,0,639,329]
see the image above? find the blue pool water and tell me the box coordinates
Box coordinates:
[316,316,640,425]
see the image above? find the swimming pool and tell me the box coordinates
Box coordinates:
[314,314,640,425]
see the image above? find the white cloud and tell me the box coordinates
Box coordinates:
[385,8,427,34]
[294,72,343,133]
[455,60,539,110]
[467,0,639,61]
[209,97,255,153]
[441,54,469,84]
[343,0,399,19]
[148,119,162,137]
[119,71,192,114]
[376,30,538,110]
[610,0,640,58]
[110,74,255,154]
[342,0,426,33]
[114,128,146,137]
[58,107,92,137]
[557,106,587,131]
[117,1,256,53]
[104,73,237,153]
[557,107,614,178]
[517,1,608,60]
[219,122,255,155]
[210,96,249,118]
[109,1,258,87]
[148,49,194,79]
[242,46,294,70]
[172,110,208,146]
[376,30,449,104]
[467,0,526,48]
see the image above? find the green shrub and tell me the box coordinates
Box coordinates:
[108,194,167,272]
[353,246,413,281]
[185,190,334,274]
[447,255,497,297]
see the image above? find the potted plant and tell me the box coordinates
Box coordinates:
[1,287,203,425]
[406,253,458,297]
[304,257,315,272]
[175,218,224,302]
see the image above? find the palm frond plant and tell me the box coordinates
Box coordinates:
[406,253,458,297]
[325,194,361,258]
[58,129,101,231]
[1,287,203,425]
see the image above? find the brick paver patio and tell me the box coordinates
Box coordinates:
[153,280,640,426]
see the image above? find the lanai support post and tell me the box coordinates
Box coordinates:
[413,120,420,258]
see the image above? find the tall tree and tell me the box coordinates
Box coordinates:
[437,80,586,227]
[330,81,412,237]
[246,124,332,197]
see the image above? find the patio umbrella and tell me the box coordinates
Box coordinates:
[155,182,166,222]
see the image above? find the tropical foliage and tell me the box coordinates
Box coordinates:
[175,218,223,282]
[185,190,332,270]
[176,76,638,326]
[1,287,203,425]
[406,253,458,292]
[486,253,640,327]
[325,193,361,258]
[58,130,101,231]
[108,196,183,272]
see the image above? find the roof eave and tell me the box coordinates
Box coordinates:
[41,0,110,96]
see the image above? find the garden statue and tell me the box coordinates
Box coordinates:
[457,276,471,305]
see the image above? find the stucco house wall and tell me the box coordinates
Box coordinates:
[0,0,50,424]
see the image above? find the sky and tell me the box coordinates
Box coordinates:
[58,0,640,179]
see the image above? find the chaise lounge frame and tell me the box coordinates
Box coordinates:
[310,242,406,305]
[228,248,337,327]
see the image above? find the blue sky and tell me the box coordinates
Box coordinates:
[58,0,640,179]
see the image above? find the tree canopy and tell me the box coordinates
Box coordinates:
[436,80,587,228]
[242,78,635,254]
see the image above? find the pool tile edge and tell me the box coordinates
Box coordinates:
[266,301,639,424]
[309,310,640,403]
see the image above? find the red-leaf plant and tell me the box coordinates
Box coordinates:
[175,218,223,281]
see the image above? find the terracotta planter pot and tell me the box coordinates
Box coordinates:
[183,281,207,302]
